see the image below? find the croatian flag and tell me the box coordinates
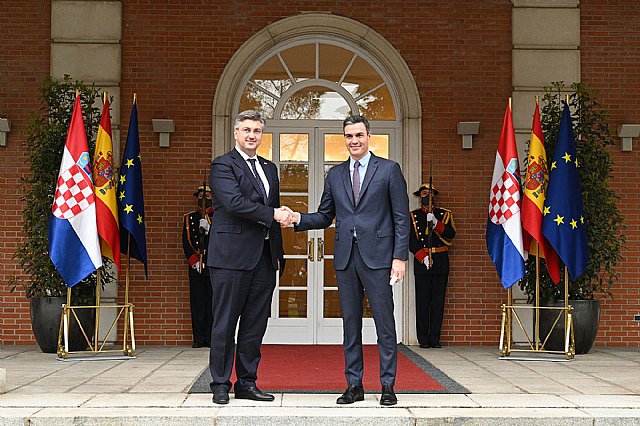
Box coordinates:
[48,95,103,287]
[486,101,525,289]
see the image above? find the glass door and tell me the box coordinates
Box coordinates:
[261,129,315,343]
[262,124,400,344]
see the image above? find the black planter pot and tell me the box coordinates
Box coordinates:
[30,296,95,354]
[538,299,600,355]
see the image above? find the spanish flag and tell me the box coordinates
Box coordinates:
[93,94,121,270]
[521,100,560,283]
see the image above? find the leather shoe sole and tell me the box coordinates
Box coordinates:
[235,387,275,402]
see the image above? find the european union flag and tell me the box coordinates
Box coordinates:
[118,99,148,277]
[542,103,589,280]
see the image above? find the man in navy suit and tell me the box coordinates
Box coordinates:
[287,115,409,406]
[207,110,290,405]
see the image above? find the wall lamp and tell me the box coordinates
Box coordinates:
[0,118,10,147]
[617,124,640,152]
[457,121,480,150]
[152,119,175,148]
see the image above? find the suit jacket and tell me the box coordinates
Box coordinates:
[206,149,284,271]
[297,153,409,270]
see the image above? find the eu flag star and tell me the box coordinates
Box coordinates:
[570,219,578,229]
[554,214,564,226]
[126,158,135,168]
[120,174,126,184]
[550,161,557,170]
[124,204,134,214]
[119,190,125,200]
[562,152,572,163]
[543,206,551,216]
[137,214,143,224]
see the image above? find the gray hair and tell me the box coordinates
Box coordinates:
[343,114,370,133]
[234,110,266,129]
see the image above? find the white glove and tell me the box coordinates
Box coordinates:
[191,262,201,271]
[426,212,437,227]
[423,256,431,270]
[199,219,210,235]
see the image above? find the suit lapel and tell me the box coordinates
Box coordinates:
[341,160,355,207]
[230,149,266,203]
[358,153,378,203]
[259,156,275,205]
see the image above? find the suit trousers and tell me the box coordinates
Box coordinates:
[335,240,397,388]
[188,268,212,345]
[414,273,448,346]
[208,242,276,392]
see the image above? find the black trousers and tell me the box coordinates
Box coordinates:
[414,273,448,346]
[188,268,212,345]
[208,243,276,392]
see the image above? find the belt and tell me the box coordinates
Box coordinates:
[427,246,448,253]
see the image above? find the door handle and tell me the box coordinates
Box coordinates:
[317,237,324,261]
[308,238,315,261]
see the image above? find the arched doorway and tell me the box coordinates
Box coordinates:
[212,14,422,344]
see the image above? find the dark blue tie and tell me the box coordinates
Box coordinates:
[248,158,268,203]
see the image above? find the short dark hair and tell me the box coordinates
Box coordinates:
[234,110,266,129]
[343,114,370,133]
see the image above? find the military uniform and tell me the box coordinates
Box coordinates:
[182,195,213,348]
[409,183,456,348]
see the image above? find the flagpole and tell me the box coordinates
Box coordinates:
[123,236,131,354]
[95,269,101,351]
[564,265,569,351]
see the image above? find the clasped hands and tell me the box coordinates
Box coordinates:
[273,205,299,227]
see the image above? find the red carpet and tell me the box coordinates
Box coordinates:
[229,344,446,392]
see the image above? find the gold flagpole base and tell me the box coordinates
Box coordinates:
[57,302,136,360]
[499,303,575,360]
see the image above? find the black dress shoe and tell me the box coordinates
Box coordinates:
[431,343,442,348]
[212,386,229,405]
[380,385,397,406]
[419,343,430,349]
[336,384,364,404]
[234,386,275,401]
[192,342,205,348]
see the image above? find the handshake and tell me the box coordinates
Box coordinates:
[274,206,300,227]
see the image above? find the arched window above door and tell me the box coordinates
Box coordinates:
[238,42,396,120]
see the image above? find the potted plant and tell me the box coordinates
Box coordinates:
[519,81,626,354]
[8,75,110,353]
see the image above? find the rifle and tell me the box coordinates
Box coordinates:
[426,164,434,269]
[198,177,207,273]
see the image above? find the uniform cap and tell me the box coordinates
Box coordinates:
[193,185,212,196]
[413,182,439,196]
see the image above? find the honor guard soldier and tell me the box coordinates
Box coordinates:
[409,183,456,348]
[182,184,214,348]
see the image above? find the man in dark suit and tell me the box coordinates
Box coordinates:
[207,110,290,405]
[409,183,456,349]
[287,115,409,406]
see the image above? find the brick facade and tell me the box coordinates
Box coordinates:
[1,0,638,346]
